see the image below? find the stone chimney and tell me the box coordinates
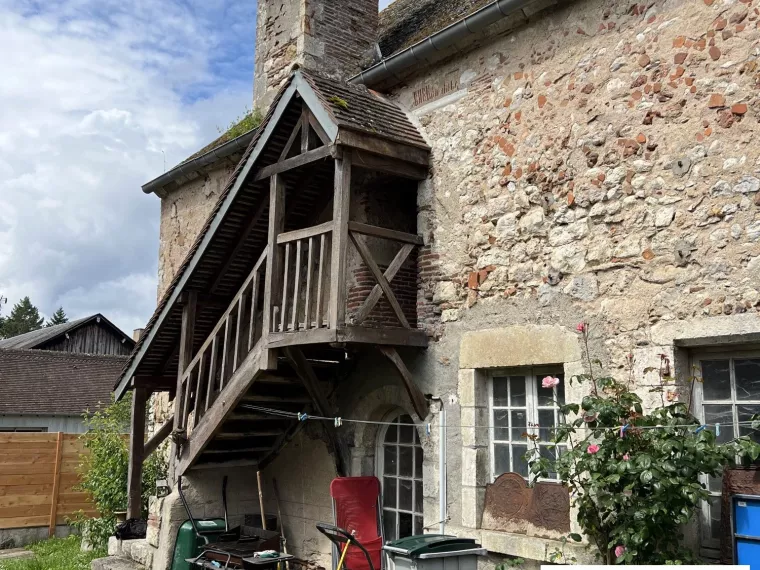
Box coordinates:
[133,328,145,342]
[253,0,379,111]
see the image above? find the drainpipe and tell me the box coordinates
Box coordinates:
[349,0,540,89]
[439,401,447,535]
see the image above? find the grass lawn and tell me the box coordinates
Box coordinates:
[0,536,106,570]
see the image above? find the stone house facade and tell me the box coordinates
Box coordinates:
[127,0,760,568]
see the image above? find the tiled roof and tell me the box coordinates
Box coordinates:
[303,71,429,149]
[378,0,493,57]
[0,349,128,416]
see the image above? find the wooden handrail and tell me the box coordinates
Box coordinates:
[347,221,423,245]
[180,249,267,385]
[276,221,333,244]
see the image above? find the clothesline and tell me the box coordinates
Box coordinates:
[240,404,759,433]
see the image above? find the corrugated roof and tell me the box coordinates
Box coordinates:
[0,349,128,416]
[0,313,134,351]
[378,0,493,57]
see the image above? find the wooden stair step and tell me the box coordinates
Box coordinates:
[201,447,271,455]
[240,394,311,404]
[215,430,283,439]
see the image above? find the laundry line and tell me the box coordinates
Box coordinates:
[239,404,760,433]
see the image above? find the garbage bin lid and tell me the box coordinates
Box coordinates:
[383,534,480,557]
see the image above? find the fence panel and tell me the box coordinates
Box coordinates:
[0,433,98,533]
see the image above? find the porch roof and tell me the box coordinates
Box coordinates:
[115,69,429,398]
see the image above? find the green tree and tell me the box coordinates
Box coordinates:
[46,306,69,327]
[529,323,760,564]
[71,396,167,550]
[0,296,44,338]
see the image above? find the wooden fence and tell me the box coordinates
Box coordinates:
[0,432,97,533]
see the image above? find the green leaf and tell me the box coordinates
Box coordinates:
[569,533,583,542]
[640,470,654,484]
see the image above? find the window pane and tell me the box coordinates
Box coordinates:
[414,516,423,535]
[702,360,731,400]
[536,376,557,406]
[385,423,398,444]
[494,443,510,477]
[399,446,413,477]
[556,375,566,405]
[383,477,397,508]
[708,475,722,493]
[493,377,509,407]
[399,479,413,511]
[510,377,526,406]
[399,512,413,538]
[383,510,396,540]
[415,481,423,512]
[512,444,529,477]
[704,405,734,444]
[738,404,760,442]
[708,496,722,540]
[511,409,528,441]
[493,409,509,441]
[540,445,558,479]
[384,445,397,475]
[414,446,423,478]
[538,409,556,442]
[736,359,760,401]
[399,415,414,443]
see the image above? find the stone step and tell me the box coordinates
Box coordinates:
[0,548,33,561]
[91,556,145,570]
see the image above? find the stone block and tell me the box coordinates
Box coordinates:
[461,446,489,487]
[460,326,581,370]
[461,486,486,529]
[480,530,547,560]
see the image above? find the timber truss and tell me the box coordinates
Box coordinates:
[120,70,432,518]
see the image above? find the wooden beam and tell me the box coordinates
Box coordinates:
[349,232,410,329]
[176,345,266,476]
[174,291,197,434]
[283,347,346,476]
[262,174,286,370]
[336,129,429,166]
[347,221,423,245]
[337,326,428,347]
[266,327,337,348]
[300,108,310,153]
[329,155,351,329]
[127,387,147,519]
[350,149,429,180]
[47,432,63,537]
[144,417,174,457]
[354,243,414,326]
[377,347,429,420]
[132,375,176,391]
[279,121,302,161]
[276,221,333,245]
[254,146,332,182]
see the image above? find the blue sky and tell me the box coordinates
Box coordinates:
[0,0,392,334]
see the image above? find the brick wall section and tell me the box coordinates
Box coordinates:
[347,256,418,329]
[313,0,378,80]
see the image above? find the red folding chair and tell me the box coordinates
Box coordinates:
[329,477,383,570]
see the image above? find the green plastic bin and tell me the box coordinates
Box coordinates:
[171,518,227,570]
[384,535,486,570]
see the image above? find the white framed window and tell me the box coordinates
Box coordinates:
[376,412,423,540]
[488,367,566,481]
[692,350,760,555]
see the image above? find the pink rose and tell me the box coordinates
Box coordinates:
[576,322,587,333]
[615,545,626,558]
[623,454,630,461]
[587,444,600,454]
[542,376,560,389]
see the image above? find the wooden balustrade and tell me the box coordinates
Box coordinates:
[175,249,267,434]
[273,222,333,333]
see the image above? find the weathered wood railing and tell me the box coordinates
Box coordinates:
[175,249,268,434]
[346,222,421,329]
[273,221,333,332]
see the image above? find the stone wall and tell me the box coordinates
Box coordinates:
[253,0,378,110]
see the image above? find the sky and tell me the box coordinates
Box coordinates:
[0,0,394,335]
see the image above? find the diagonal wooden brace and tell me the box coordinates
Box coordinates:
[350,232,412,328]
[378,346,429,420]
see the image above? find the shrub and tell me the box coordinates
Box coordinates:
[70,396,167,550]
[529,323,760,564]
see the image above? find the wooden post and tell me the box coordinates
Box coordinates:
[256,471,267,530]
[127,387,148,520]
[262,175,285,369]
[48,432,64,537]
[174,291,198,433]
[329,155,351,329]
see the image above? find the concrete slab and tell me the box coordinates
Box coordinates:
[0,548,34,560]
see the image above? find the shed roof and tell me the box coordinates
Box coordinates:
[0,349,128,416]
[0,313,134,351]
[116,69,428,398]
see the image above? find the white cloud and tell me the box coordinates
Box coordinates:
[0,0,254,333]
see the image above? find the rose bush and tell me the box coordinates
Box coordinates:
[528,323,760,564]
